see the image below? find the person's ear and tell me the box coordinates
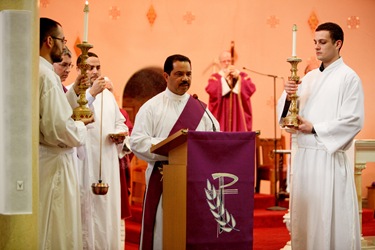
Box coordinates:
[335,40,343,51]
[163,72,169,82]
[47,36,55,47]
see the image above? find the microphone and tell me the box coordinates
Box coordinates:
[242,67,284,80]
[193,94,217,132]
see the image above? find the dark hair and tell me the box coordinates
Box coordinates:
[316,22,344,50]
[40,17,62,49]
[163,54,191,75]
[62,47,72,58]
[76,52,99,65]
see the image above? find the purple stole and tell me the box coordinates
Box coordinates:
[62,84,68,93]
[141,95,206,250]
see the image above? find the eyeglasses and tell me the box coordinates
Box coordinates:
[51,36,67,44]
[59,62,74,69]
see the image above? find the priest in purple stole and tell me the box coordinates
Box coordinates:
[206,50,256,132]
[130,54,220,250]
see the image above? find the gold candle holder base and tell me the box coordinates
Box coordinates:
[282,56,302,129]
[72,42,94,122]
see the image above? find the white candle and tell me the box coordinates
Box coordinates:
[292,24,297,57]
[83,1,89,42]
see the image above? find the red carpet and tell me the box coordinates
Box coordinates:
[125,194,375,249]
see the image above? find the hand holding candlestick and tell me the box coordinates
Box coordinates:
[282,57,302,129]
[72,1,94,122]
[282,25,302,129]
[72,42,94,121]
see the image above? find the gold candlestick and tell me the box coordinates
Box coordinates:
[72,42,94,122]
[282,56,302,128]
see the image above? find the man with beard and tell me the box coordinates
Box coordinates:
[39,17,93,249]
[66,52,129,249]
[130,54,220,250]
[53,47,73,92]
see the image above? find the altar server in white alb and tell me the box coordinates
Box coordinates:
[39,17,93,249]
[66,52,129,250]
[277,22,364,250]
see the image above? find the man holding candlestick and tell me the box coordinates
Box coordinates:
[66,52,129,250]
[39,17,93,250]
[277,22,364,249]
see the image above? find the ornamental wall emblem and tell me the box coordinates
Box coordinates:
[205,173,240,237]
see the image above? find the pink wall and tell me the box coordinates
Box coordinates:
[40,0,375,196]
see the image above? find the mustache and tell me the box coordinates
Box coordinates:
[180,81,189,86]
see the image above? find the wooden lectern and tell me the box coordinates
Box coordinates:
[151,129,256,250]
[151,129,189,249]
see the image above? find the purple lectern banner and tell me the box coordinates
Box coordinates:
[186,131,255,250]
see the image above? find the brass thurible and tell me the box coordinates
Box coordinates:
[72,42,94,122]
[282,56,302,128]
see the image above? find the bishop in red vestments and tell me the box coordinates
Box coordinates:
[206,50,256,132]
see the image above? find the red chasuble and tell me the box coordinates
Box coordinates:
[206,72,256,132]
